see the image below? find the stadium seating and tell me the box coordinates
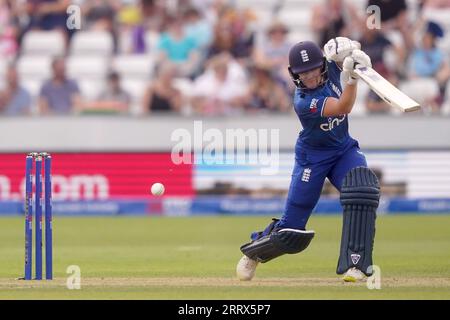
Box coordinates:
[1,0,450,115]
[21,31,65,57]
[20,79,42,98]
[70,31,114,56]
[17,56,52,82]
[144,31,160,54]
[288,30,317,44]
[0,59,7,89]
[399,78,440,108]
[277,9,311,31]
[66,56,109,102]
[284,0,324,9]
[120,78,148,115]
[173,78,195,115]
[77,79,105,102]
[173,78,195,97]
[353,81,370,116]
[422,8,450,32]
[235,0,277,10]
[66,55,109,81]
[112,54,155,80]
[438,34,450,57]
[442,81,450,115]
[384,30,405,48]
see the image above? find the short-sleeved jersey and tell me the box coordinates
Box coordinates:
[293,60,350,149]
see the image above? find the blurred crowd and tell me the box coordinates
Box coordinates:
[0,0,450,116]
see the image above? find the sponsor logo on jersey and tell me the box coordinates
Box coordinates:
[331,83,342,97]
[320,115,346,132]
[309,98,319,113]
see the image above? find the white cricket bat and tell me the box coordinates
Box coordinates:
[354,66,421,112]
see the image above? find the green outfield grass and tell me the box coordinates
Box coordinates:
[1,214,450,299]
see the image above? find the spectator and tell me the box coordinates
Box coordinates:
[38,56,82,115]
[311,0,362,47]
[358,28,400,113]
[367,0,408,28]
[117,2,146,54]
[367,0,413,49]
[82,0,120,53]
[0,64,31,115]
[208,7,256,61]
[82,72,131,114]
[189,0,220,25]
[244,64,290,113]
[208,17,235,57]
[191,53,248,115]
[142,63,183,114]
[407,21,450,111]
[25,0,72,41]
[139,0,168,32]
[157,15,200,77]
[252,21,292,87]
[0,0,19,59]
[83,0,118,30]
[225,7,256,60]
[183,7,213,51]
[117,0,170,54]
[421,0,450,8]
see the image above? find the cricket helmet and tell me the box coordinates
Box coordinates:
[288,41,328,89]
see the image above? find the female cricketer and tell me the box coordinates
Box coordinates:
[236,37,381,282]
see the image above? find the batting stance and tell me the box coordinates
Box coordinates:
[236,37,380,282]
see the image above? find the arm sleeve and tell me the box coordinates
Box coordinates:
[296,96,328,120]
[327,60,342,80]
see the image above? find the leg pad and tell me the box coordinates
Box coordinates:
[337,167,380,276]
[241,228,315,263]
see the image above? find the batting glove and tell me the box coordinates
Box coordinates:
[324,37,361,63]
[351,49,372,69]
[342,56,358,85]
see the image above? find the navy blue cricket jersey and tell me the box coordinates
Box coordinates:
[293,60,351,149]
[248,60,368,232]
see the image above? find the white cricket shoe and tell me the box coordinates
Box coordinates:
[343,267,366,282]
[236,255,259,281]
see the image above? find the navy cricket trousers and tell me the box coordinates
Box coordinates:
[278,138,367,230]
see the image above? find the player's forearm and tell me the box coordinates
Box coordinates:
[322,82,357,117]
[337,49,370,114]
[338,83,357,114]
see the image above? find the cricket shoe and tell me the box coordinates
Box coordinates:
[342,267,366,282]
[236,255,258,281]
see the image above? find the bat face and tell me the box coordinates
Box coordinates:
[357,67,380,82]
[354,66,421,113]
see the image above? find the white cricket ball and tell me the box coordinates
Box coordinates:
[151,183,165,196]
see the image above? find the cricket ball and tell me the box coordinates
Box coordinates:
[151,183,165,196]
